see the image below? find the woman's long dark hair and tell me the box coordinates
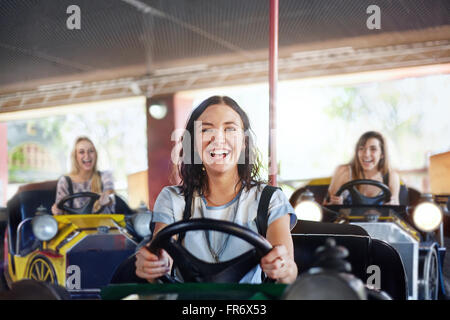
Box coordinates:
[176,95,264,197]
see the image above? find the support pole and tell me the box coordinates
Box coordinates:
[268,0,278,186]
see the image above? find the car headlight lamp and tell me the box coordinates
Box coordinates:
[412,194,443,232]
[294,190,323,222]
[32,212,58,241]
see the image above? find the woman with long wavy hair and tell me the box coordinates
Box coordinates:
[135,95,298,284]
[51,136,115,214]
[324,131,400,205]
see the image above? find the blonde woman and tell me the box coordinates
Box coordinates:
[325,131,400,205]
[51,136,115,215]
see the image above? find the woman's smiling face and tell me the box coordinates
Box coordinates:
[75,140,97,173]
[194,104,245,174]
[357,137,383,172]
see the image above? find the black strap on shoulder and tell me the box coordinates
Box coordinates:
[183,192,193,221]
[64,176,74,208]
[256,185,280,283]
[256,185,280,238]
[64,176,73,195]
[177,191,193,245]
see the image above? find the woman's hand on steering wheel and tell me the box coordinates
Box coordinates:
[327,194,344,205]
[135,246,172,282]
[99,191,113,206]
[51,203,63,215]
[260,244,296,284]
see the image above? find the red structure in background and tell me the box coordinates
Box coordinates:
[146,94,192,209]
[0,123,7,206]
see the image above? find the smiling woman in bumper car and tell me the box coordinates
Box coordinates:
[135,95,298,284]
[324,131,400,206]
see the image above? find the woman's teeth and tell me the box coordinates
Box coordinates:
[209,150,230,158]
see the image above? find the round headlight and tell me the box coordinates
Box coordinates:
[133,213,152,238]
[413,201,443,232]
[295,200,323,222]
[32,215,58,241]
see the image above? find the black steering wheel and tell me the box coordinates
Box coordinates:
[335,179,391,205]
[148,218,272,283]
[57,192,106,214]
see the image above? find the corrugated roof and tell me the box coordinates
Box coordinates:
[0,0,449,109]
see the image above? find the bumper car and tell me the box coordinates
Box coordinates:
[104,218,399,300]
[2,180,152,299]
[290,177,447,300]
